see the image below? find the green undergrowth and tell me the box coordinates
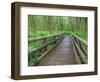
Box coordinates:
[72,32,87,41]
[28,31,63,38]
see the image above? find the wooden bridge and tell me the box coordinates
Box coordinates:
[28,33,87,66]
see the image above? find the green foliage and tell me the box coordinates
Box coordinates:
[72,32,87,40]
[64,31,71,35]
[28,31,50,37]
[29,40,43,49]
[28,15,87,40]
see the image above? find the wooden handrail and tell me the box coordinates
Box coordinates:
[71,33,87,64]
[28,33,64,55]
[72,37,87,63]
[29,37,60,55]
[28,33,64,66]
[28,32,64,43]
[71,33,87,45]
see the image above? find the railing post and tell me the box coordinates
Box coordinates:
[43,38,47,51]
[53,36,56,44]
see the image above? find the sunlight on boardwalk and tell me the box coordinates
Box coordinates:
[37,36,77,66]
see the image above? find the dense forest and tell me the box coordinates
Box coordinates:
[28,15,87,40]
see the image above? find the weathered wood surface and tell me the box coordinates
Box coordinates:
[71,35,87,64]
[37,36,77,66]
[28,32,64,43]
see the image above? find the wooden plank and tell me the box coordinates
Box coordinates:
[37,36,77,66]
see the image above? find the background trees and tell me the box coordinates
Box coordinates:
[28,15,87,40]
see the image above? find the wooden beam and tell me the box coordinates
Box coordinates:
[71,33,87,45]
[28,32,64,43]
[71,37,81,64]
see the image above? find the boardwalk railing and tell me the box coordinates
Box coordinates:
[71,33,87,64]
[28,32,64,66]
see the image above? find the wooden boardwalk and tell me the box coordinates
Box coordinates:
[37,36,77,66]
